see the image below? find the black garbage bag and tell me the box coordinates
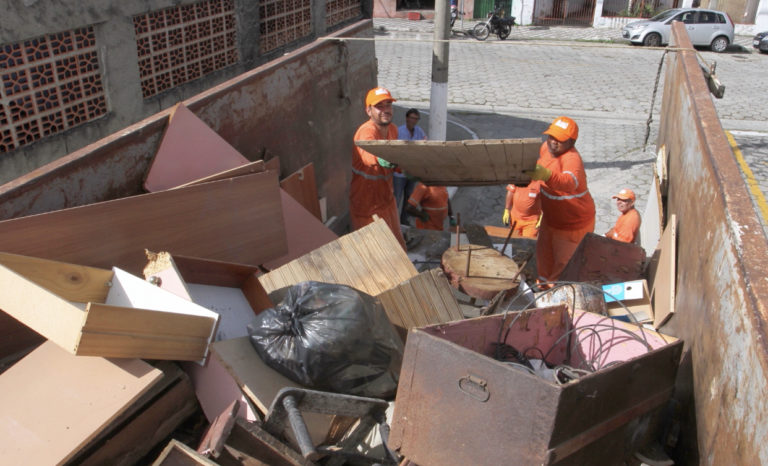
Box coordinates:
[247,281,404,399]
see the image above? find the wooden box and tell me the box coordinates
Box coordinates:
[390,306,682,465]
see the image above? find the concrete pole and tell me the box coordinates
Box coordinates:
[429,0,450,141]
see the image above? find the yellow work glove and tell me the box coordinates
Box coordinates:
[525,164,552,182]
[502,209,510,225]
[536,214,542,229]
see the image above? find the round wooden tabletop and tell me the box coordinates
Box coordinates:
[442,244,520,300]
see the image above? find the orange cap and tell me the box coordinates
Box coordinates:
[612,188,636,202]
[365,87,396,107]
[543,116,579,142]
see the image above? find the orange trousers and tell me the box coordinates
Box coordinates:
[510,217,539,239]
[350,200,407,251]
[536,218,595,284]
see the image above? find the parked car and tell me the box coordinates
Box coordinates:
[754,31,768,53]
[622,8,734,52]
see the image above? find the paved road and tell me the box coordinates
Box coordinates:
[374,19,768,240]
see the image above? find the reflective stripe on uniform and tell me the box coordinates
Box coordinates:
[351,166,392,181]
[563,170,578,189]
[541,189,590,201]
[423,205,448,211]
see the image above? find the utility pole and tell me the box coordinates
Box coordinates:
[429,0,450,141]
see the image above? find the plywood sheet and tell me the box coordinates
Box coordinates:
[651,214,677,329]
[175,160,266,189]
[280,163,322,221]
[259,218,418,295]
[263,190,338,271]
[355,138,541,186]
[0,341,162,465]
[559,233,646,284]
[377,268,464,342]
[0,172,287,275]
[640,167,663,257]
[144,103,250,192]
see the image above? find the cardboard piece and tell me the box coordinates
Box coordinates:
[144,103,250,192]
[355,138,540,186]
[0,252,219,361]
[0,341,163,465]
[0,172,287,275]
[603,279,653,323]
[280,163,322,221]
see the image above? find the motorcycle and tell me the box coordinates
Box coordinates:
[472,5,516,41]
[450,0,460,27]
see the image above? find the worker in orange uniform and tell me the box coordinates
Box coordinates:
[502,181,542,238]
[350,87,407,250]
[405,182,455,230]
[526,116,595,286]
[605,188,641,243]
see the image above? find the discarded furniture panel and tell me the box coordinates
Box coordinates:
[280,163,323,221]
[648,214,677,329]
[559,233,646,284]
[377,268,464,342]
[639,166,663,257]
[0,172,287,275]
[259,218,418,296]
[354,138,540,186]
[602,279,653,324]
[143,103,250,192]
[71,362,198,466]
[153,439,219,466]
[442,244,521,300]
[0,341,163,465]
[0,252,219,361]
[174,159,266,189]
[390,306,682,465]
[210,336,336,448]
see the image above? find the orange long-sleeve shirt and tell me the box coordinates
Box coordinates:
[536,142,595,230]
[350,120,398,216]
[607,208,641,243]
[408,183,449,230]
[505,182,541,221]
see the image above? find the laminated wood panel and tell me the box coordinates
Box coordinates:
[355,138,540,186]
[279,163,322,221]
[259,218,418,295]
[651,214,677,329]
[175,159,266,189]
[559,233,646,284]
[143,103,250,192]
[0,341,163,465]
[0,172,287,275]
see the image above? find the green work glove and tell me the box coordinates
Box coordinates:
[449,215,457,227]
[525,164,552,182]
[502,209,510,225]
[377,157,396,169]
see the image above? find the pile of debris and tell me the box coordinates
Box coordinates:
[0,103,682,465]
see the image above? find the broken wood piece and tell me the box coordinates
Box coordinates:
[441,244,521,300]
[197,400,243,459]
[0,341,163,465]
[259,218,417,296]
[143,102,250,192]
[153,439,219,466]
[222,418,316,466]
[0,172,287,275]
[0,252,219,361]
[558,232,646,285]
[280,163,322,221]
[354,138,540,186]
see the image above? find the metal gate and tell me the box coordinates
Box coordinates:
[532,0,596,25]
[473,0,512,19]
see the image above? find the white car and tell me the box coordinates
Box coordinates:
[622,8,735,52]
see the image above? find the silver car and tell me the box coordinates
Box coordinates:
[622,8,734,52]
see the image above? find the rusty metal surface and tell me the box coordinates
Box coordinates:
[657,23,768,465]
[390,309,682,465]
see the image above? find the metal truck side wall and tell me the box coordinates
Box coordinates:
[0,21,377,228]
[659,22,768,464]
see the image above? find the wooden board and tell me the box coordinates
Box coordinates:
[558,233,646,284]
[0,172,287,275]
[280,163,322,221]
[175,160,266,189]
[0,341,163,465]
[640,166,663,257]
[259,218,418,296]
[211,337,334,447]
[355,138,540,186]
[377,268,464,342]
[651,214,677,329]
[152,439,219,466]
[263,190,338,271]
[441,244,521,300]
[144,103,250,192]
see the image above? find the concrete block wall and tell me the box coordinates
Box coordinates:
[0,0,370,186]
[0,20,378,234]
[659,22,768,465]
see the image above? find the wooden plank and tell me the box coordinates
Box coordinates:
[260,218,417,295]
[279,163,322,221]
[176,160,266,189]
[211,337,334,447]
[153,439,219,466]
[0,172,287,275]
[355,138,540,185]
[224,418,315,466]
[652,214,677,329]
[0,341,163,465]
[143,103,250,192]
